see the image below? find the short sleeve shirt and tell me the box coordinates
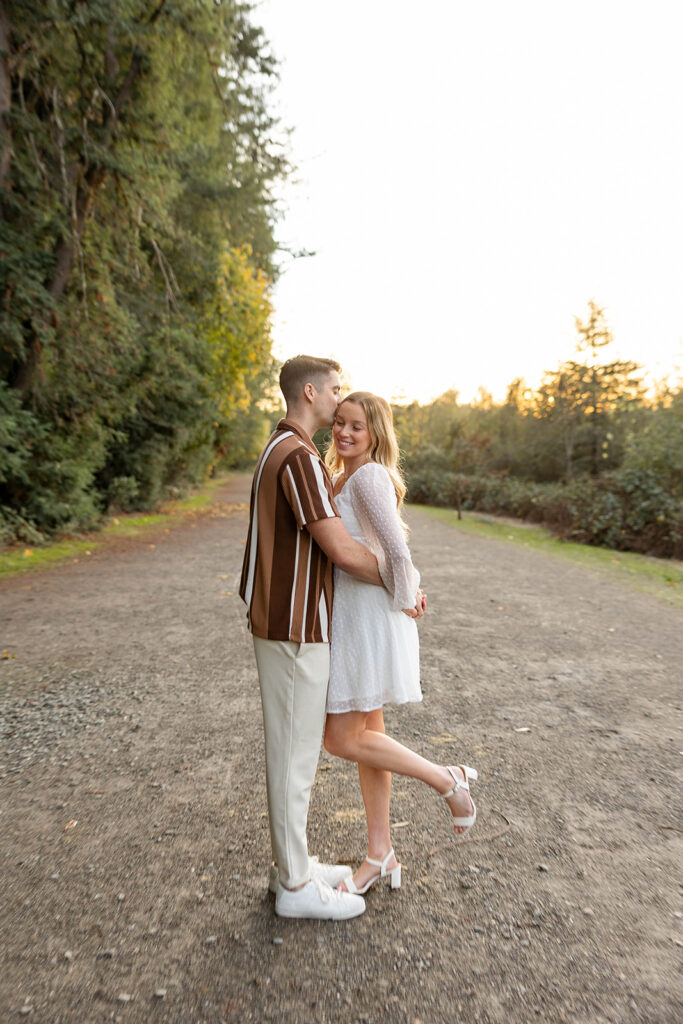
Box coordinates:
[239,419,340,642]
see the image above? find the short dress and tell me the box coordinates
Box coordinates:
[326,462,422,714]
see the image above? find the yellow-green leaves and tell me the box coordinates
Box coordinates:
[204,246,274,422]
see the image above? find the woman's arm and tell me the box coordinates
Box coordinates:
[351,464,421,611]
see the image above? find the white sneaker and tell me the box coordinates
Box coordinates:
[275,877,365,920]
[268,856,352,894]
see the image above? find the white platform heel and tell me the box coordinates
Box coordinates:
[343,848,402,894]
[443,764,478,837]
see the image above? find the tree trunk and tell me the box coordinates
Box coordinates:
[0,1,11,190]
[11,165,104,394]
[49,168,103,300]
[564,432,574,481]
[589,366,600,476]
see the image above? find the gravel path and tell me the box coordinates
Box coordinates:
[1,475,681,1024]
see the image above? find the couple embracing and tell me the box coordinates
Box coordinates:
[239,355,478,919]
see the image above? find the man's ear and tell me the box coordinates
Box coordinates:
[302,381,316,404]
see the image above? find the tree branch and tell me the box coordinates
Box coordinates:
[151,238,181,315]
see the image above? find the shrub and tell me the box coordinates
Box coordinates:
[406,465,682,559]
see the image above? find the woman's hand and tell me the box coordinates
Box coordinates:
[402,589,426,619]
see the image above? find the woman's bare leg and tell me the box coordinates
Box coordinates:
[324,708,474,835]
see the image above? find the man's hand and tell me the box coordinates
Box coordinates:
[402,588,426,619]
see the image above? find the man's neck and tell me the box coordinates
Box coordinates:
[284,407,320,443]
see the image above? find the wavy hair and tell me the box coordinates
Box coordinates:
[325,392,407,517]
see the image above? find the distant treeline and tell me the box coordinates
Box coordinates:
[1,1,282,544]
[396,303,682,558]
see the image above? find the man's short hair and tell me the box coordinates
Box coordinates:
[279,355,341,406]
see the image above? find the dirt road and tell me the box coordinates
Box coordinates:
[1,475,681,1023]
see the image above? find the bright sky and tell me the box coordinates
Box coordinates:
[258,0,683,404]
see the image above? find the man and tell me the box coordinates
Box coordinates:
[239,355,386,919]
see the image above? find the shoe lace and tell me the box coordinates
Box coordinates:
[311,875,336,904]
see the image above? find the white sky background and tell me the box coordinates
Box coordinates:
[257,0,683,404]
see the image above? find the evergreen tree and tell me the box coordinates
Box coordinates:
[535,302,644,479]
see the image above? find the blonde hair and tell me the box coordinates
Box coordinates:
[325,392,407,515]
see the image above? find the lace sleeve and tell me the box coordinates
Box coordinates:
[350,463,420,610]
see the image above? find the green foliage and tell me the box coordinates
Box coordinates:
[1,0,286,539]
[407,469,681,558]
[620,389,683,499]
[204,247,282,470]
[0,382,46,541]
[204,247,275,421]
[397,302,681,558]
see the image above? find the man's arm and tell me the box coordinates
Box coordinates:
[306,517,383,586]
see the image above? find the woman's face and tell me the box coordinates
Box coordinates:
[333,401,372,461]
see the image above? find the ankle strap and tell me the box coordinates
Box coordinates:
[443,765,470,799]
[367,848,395,870]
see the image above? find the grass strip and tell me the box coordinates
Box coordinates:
[0,476,234,581]
[411,504,683,608]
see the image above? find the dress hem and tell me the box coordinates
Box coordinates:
[326,695,423,715]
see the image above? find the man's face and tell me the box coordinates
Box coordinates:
[312,371,342,428]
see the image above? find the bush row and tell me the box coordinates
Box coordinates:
[407,466,682,559]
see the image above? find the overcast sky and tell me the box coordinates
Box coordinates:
[257,0,683,403]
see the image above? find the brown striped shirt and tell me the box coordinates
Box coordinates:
[239,419,340,643]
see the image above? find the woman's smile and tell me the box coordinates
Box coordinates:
[333,401,372,466]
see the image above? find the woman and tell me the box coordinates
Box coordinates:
[324,392,478,895]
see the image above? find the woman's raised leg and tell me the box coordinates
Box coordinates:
[324,707,474,835]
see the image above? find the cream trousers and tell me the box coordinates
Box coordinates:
[252,637,330,889]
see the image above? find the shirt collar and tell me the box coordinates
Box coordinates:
[276,418,321,457]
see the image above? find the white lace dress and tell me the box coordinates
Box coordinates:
[327,462,422,714]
